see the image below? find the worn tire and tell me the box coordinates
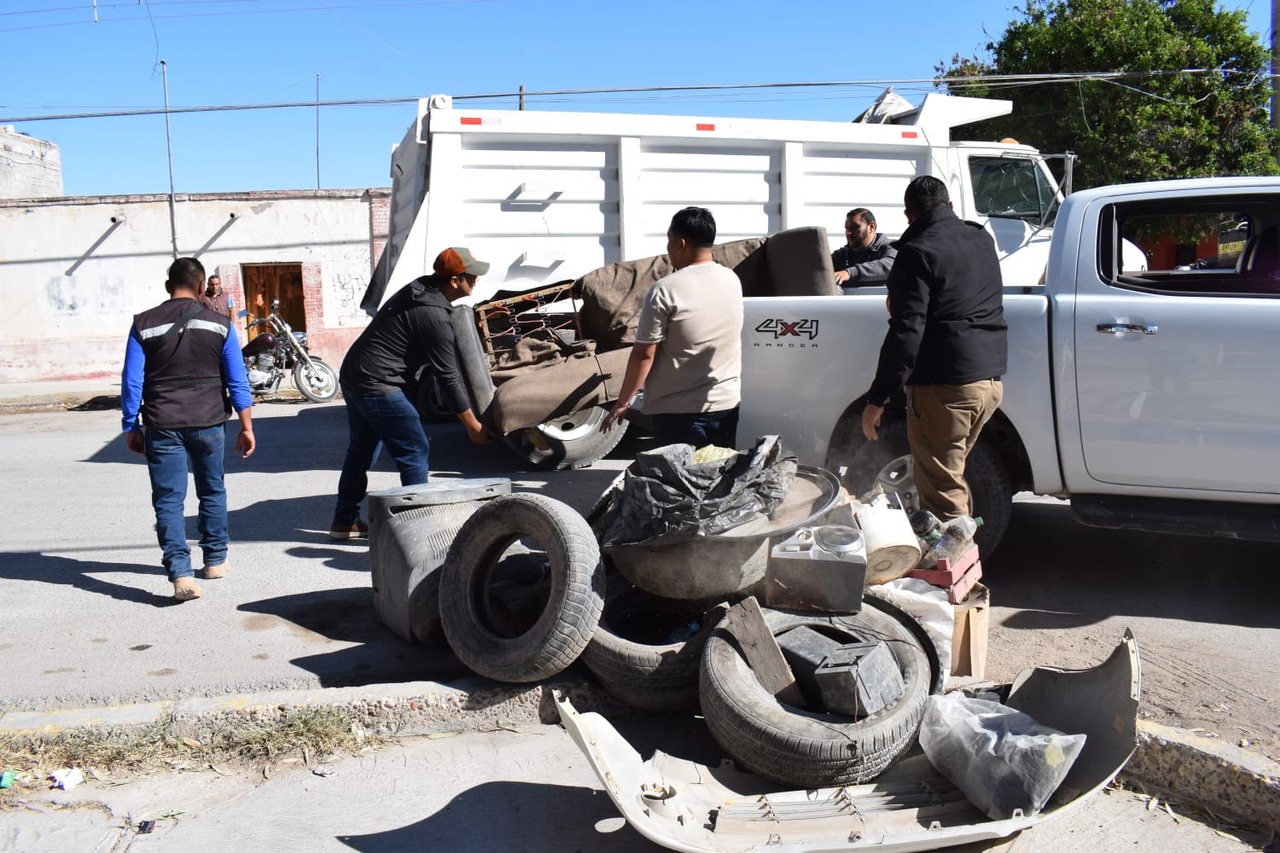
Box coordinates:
[439,494,604,683]
[413,374,456,424]
[292,358,338,402]
[699,605,931,788]
[580,578,719,712]
[504,405,628,470]
[832,417,1012,557]
[452,305,495,419]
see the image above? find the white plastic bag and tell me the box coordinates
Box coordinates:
[869,577,953,676]
[919,692,1086,820]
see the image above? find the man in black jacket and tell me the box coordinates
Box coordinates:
[861,176,1007,520]
[330,247,493,540]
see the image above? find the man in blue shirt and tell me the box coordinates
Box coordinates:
[121,257,255,601]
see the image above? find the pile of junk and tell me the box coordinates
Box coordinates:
[367,436,1142,853]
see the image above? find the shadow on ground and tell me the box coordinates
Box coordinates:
[986,499,1280,630]
[0,551,181,608]
[237,587,471,686]
[336,781,650,852]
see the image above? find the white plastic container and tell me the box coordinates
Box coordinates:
[765,524,868,613]
[855,496,922,585]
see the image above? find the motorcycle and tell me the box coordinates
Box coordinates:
[241,300,339,403]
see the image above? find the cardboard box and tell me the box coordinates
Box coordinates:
[950,582,990,679]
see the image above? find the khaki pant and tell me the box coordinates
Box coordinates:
[906,379,1003,520]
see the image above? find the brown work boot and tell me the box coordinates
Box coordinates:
[201,562,228,580]
[329,519,369,541]
[173,577,203,601]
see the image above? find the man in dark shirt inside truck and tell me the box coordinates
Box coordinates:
[833,207,897,290]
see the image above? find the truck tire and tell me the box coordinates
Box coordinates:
[414,374,456,424]
[699,605,931,788]
[579,579,716,712]
[833,418,1012,557]
[292,358,338,402]
[439,494,605,683]
[452,306,495,417]
[504,405,628,470]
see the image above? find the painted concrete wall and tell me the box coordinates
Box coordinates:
[0,126,63,199]
[0,189,388,384]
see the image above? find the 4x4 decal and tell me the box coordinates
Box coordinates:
[754,318,819,339]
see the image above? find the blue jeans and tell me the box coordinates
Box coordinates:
[650,406,740,449]
[334,387,431,524]
[144,425,228,581]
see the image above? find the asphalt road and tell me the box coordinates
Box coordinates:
[0,398,1276,765]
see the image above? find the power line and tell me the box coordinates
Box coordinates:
[0,68,1256,125]
[0,0,491,33]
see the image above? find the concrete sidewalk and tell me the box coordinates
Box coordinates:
[0,380,122,408]
[1,690,1274,853]
[3,676,1278,840]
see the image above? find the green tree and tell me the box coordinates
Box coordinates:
[938,0,1278,189]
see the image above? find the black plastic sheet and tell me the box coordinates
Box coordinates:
[599,435,797,549]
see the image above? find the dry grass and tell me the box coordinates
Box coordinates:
[0,707,384,804]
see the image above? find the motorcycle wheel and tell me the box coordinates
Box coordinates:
[293,358,339,403]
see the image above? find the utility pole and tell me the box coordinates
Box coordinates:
[315,73,321,190]
[161,60,179,259]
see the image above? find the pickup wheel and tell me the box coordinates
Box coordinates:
[832,418,1012,557]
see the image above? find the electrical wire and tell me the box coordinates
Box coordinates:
[0,0,492,33]
[0,68,1259,125]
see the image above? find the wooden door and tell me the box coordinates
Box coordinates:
[242,263,305,340]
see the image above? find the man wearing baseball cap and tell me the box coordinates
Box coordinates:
[329,247,493,540]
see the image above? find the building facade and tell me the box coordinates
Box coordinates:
[0,126,63,199]
[0,188,389,385]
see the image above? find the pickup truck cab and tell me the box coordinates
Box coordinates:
[741,177,1280,552]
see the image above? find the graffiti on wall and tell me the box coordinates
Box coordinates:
[45,275,131,316]
[331,270,368,326]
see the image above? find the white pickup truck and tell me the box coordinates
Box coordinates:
[741,177,1280,552]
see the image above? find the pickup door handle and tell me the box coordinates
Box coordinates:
[1096,323,1158,335]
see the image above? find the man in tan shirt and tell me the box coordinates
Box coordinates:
[603,207,744,448]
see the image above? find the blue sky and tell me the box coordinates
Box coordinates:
[1,0,1266,196]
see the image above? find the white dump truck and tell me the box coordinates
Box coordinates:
[374,90,1067,304]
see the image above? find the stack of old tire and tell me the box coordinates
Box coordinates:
[435,477,941,791]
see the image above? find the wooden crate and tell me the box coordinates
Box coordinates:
[950,582,990,679]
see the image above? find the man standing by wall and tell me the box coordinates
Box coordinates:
[833,208,896,290]
[604,207,744,448]
[201,274,233,317]
[122,257,255,601]
[861,176,1006,520]
[330,247,493,540]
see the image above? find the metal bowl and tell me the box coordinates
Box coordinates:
[608,465,842,601]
